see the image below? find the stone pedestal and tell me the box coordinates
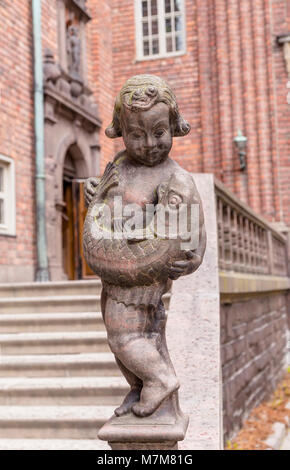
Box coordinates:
[109,442,178,450]
[98,392,188,451]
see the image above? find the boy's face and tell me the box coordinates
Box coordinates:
[120,102,172,167]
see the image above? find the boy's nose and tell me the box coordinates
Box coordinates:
[145,134,156,149]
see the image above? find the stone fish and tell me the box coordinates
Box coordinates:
[83,163,199,288]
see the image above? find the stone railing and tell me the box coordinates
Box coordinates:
[214,178,290,442]
[158,175,290,448]
[215,178,288,277]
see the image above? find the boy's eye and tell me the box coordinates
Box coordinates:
[154,129,165,138]
[132,133,143,139]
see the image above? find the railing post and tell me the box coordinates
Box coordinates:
[267,230,274,275]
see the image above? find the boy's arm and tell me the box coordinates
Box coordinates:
[84,152,125,207]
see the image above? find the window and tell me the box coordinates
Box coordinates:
[0,155,16,236]
[135,0,186,60]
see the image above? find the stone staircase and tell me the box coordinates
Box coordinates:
[0,280,170,450]
[0,280,117,449]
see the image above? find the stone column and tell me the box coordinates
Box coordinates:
[167,174,222,450]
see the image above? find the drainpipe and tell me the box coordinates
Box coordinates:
[32,0,50,282]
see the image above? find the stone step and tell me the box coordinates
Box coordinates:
[0,312,104,333]
[0,439,110,450]
[0,292,170,316]
[0,295,101,314]
[0,331,109,355]
[0,406,115,439]
[0,353,119,377]
[0,377,129,406]
[0,280,102,298]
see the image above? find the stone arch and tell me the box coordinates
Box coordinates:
[55,131,92,202]
[46,130,96,281]
[56,131,92,174]
[75,133,95,177]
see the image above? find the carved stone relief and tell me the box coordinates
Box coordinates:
[43,47,101,281]
[67,24,82,79]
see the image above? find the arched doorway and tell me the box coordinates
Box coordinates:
[62,144,95,280]
[43,47,101,282]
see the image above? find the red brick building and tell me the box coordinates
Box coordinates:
[0,0,289,282]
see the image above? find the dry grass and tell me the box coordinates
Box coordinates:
[226,368,290,450]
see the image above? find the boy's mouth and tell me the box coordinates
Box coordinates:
[146,150,160,159]
[146,155,160,165]
[131,149,167,166]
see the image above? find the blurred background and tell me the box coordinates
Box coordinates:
[0,0,289,282]
[0,0,289,449]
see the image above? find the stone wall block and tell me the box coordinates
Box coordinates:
[221,292,288,440]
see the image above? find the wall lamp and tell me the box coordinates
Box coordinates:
[277,34,290,77]
[234,131,247,171]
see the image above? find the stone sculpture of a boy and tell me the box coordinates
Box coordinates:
[83,75,206,421]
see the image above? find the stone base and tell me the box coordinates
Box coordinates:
[109,441,178,450]
[98,392,188,450]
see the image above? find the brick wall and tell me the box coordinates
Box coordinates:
[87,0,289,228]
[0,0,35,282]
[42,0,59,59]
[196,0,288,221]
[110,0,203,172]
[271,0,290,226]
[88,0,115,173]
[221,293,288,440]
[0,1,289,279]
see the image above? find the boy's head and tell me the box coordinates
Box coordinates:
[105,75,190,166]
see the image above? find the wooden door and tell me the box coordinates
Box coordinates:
[62,180,97,280]
[62,180,75,280]
[72,180,97,279]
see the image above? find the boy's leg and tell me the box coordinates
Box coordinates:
[104,297,179,417]
[114,357,142,416]
[152,300,177,376]
[101,288,142,416]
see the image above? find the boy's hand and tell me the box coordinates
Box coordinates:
[169,251,202,280]
[84,177,100,207]
[168,224,206,280]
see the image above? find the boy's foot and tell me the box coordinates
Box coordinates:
[114,386,142,417]
[132,377,179,417]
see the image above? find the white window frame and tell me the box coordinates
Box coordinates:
[135,0,187,61]
[0,155,16,236]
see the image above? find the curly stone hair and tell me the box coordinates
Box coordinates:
[105,74,191,139]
